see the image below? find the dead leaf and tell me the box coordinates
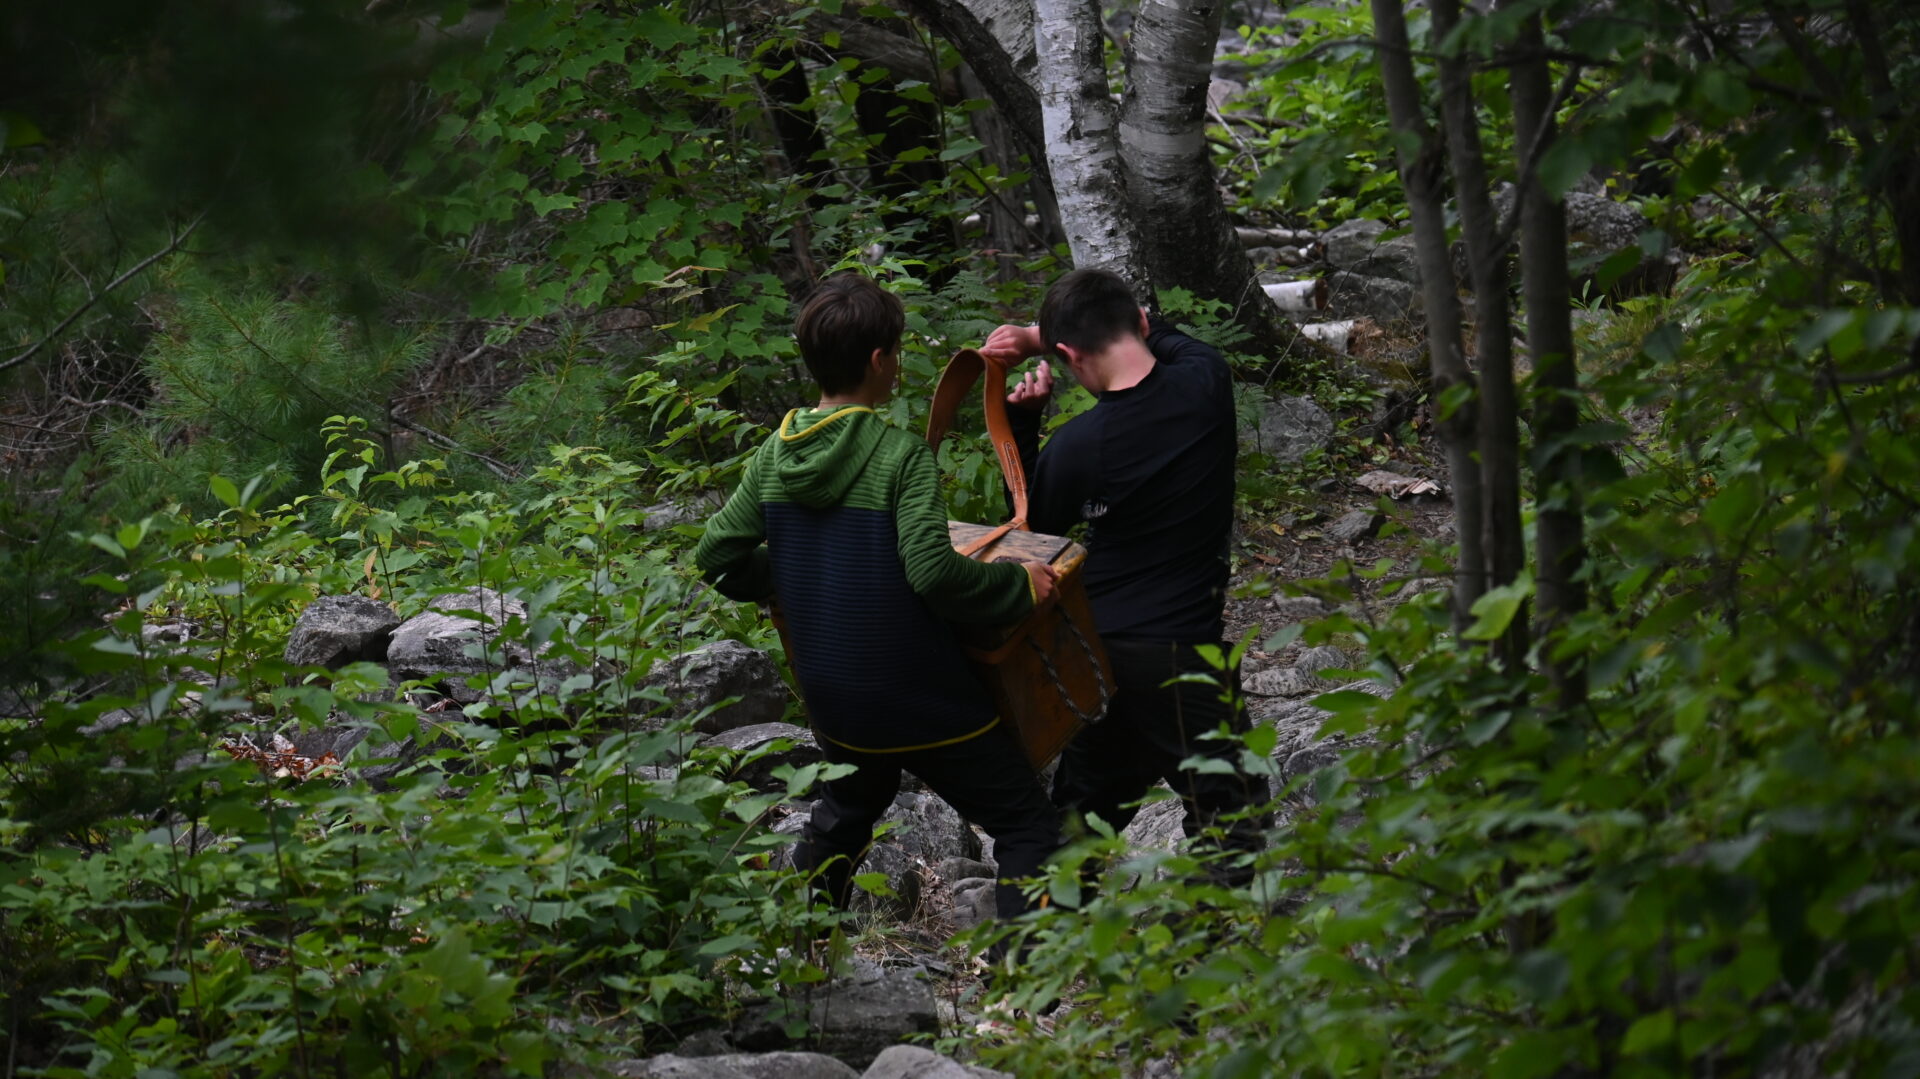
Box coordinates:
[1357,469,1444,500]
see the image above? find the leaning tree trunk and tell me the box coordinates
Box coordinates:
[1433,0,1528,667]
[1033,0,1153,289]
[1119,0,1304,351]
[1511,12,1587,709]
[1371,0,1484,635]
[895,0,1056,205]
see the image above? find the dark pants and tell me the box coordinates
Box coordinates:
[794,721,1064,920]
[1051,638,1268,884]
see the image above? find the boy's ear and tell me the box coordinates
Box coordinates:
[1055,341,1087,370]
[1137,307,1151,339]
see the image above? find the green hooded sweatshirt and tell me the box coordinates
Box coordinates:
[694,406,1031,751]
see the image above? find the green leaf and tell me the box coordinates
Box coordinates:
[1621,1008,1675,1053]
[1536,137,1595,199]
[851,872,895,898]
[208,475,241,509]
[1462,575,1532,640]
[695,933,760,957]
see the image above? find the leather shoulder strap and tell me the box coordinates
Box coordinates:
[924,348,1029,533]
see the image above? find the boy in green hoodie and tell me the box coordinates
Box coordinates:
[694,273,1065,923]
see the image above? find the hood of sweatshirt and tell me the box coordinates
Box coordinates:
[769,406,887,508]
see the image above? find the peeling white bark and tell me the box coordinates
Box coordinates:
[1263,279,1328,312]
[1299,319,1357,352]
[1034,0,1151,286]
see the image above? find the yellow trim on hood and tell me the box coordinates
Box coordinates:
[779,406,876,442]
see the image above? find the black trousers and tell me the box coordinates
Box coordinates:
[1050,638,1268,882]
[794,721,1064,920]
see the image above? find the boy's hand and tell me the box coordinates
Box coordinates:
[982,323,1044,366]
[1023,561,1059,607]
[1006,359,1054,412]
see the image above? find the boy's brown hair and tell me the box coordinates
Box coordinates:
[1038,267,1143,359]
[794,274,905,395]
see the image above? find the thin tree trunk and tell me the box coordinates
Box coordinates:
[896,0,1056,200]
[961,65,1062,276]
[1433,0,1528,665]
[1371,0,1484,635]
[1033,0,1153,288]
[1511,12,1586,707]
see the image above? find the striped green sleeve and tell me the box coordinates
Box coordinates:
[693,443,773,602]
[893,442,1032,624]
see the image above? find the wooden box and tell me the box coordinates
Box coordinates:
[947,521,1112,770]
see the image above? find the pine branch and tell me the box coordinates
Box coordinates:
[0,211,206,379]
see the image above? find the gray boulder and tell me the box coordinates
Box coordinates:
[1323,219,1420,284]
[1296,645,1356,681]
[1242,666,1318,698]
[1481,188,1680,297]
[861,1045,1013,1079]
[733,966,939,1068]
[641,491,727,533]
[698,722,821,792]
[285,595,401,668]
[643,640,790,734]
[882,792,983,866]
[934,856,996,882]
[387,588,545,703]
[1253,680,1393,805]
[1324,509,1386,544]
[945,877,998,931]
[1121,795,1188,853]
[1326,271,1419,324]
[614,1054,856,1079]
[772,793,981,919]
[1246,646,1355,697]
[1270,595,1335,624]
[1240,392,1335,465]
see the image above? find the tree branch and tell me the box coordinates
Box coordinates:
[0,211,206,379]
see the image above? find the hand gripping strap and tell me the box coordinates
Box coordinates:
[925,348,1029,556]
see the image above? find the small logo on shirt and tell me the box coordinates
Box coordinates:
[1082,497,1109,520]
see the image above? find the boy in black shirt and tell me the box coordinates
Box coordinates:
[982,267,1266,880]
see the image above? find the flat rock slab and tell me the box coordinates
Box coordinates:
[732,966,939,1068]
[285,595,401,668]
[699,721,821,792]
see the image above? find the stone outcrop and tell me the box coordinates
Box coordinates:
[732,964,940,1068]
[642,640,790,734]
[387,587,551,703]
[284,595,401,668]
[698,721,821,792]
[1239,392,1335,465]
[1323,218,1420,284]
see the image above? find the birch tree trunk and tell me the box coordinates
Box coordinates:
[1118,0,1244,302]
[1433,0,1528,666]
[1033,0,1153,288]
[1511,12,1587,708]
[1370,0,1484,635]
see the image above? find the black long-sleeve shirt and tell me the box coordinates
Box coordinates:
[1009,316,1236,643]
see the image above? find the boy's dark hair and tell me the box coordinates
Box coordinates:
[1038,267,1143,358]
[794,274,905,395]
